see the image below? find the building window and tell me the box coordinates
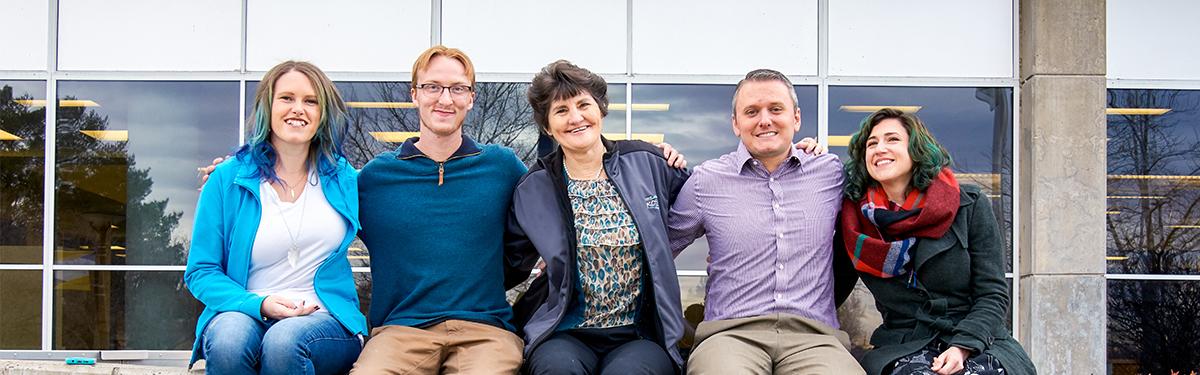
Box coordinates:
[1,81,46,265]
[1106,88,1200,372]
[55,81,240,266]
[630,84,819,271]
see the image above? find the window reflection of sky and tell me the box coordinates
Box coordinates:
[57,81,239,265]
[633,84,816,271]
[829,86,1012,174]
[1106,89,1200,275]
[631,85,817,166]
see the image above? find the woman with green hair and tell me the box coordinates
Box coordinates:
[838,108,1035,375]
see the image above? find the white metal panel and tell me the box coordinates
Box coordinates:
[828,0,1013,78]
[0,0,49,70]
[441,0,626,74]
[247,0,430,73]
[633,0,818,76]
[1108,0,1200,80]
[57,0,240,71]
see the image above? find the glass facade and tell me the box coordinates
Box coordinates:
[0,80,1020,353]
[0,2,1032,362]
[53,270,200,350]
[0,270,40,349]
[1,81,47,265]
[54,81,240,266]
[1106,89,1200,373]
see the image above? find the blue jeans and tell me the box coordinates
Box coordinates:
[202,312,361,375]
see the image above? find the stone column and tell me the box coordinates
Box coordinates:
[1018,0,1107,373]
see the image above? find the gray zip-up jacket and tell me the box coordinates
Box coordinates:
[504,138,690,370]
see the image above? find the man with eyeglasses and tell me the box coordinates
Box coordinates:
[344,45,531,373]
[197,46,687,373]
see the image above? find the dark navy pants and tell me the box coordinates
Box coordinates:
[526,325,675,375]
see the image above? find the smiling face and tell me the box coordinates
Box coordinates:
[269,70,321,148]
[411,55,475,137]
[731,80,801,164]
[864,118,914,188]
[547,92,605,154]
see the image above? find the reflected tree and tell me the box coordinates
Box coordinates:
[339,82,540,169]
[52,95,198,349]
[1106,89,1200,373]
[0,86,45,264]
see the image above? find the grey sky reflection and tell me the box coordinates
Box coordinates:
[829,86,1013,173]
[632,84,817,271]
[58,81,240,262]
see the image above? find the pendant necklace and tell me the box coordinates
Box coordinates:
[275,175,309,268]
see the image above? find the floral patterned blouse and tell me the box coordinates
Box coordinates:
[562,176,646,329]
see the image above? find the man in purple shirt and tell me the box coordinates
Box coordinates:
[668,69,864,374]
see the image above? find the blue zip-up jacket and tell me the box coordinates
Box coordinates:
[183,155,368,365]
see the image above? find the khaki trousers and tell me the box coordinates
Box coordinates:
[687,313,865,375]
[350,319,524,375]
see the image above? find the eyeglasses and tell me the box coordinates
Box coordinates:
[415,83,474,98]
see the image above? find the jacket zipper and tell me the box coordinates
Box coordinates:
[401,151,480,186]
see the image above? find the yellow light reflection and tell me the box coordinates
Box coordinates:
[1106,256,1129,261]
[839,105,922,113]
[14,99,100,107]
[0,130,21,141]
[347,102,415,109]
[1106,211,1121,215]
[1166,225,1200,229]
[829,135,851,147]
[1106,108,1171,116]
[610,103,671,111]
[369,131,418,143]
[80,130,128,142]
[603,133,665,144]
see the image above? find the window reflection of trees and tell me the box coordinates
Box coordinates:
[55,97,186,266]
[335,81,540,168]
[0,84,46,264]
[49,82,220,349]
[1106,90,1200,275]
[1106,89,1200,374]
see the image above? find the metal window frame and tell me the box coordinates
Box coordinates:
[0,0,1052,361]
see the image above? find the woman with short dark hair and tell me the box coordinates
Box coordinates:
[506,60,688,374]
[839,108,1035,375]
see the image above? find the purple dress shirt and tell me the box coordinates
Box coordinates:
[668,143,844,328]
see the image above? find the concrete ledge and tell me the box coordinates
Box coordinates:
[0,360,201,374]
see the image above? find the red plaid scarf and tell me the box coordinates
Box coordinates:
[838,168,960,278]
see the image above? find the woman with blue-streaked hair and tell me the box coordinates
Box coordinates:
[184,61,367,375]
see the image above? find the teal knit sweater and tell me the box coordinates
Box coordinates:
[357,135,527,331]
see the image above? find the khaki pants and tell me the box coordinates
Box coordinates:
[687,313,864,375]
[350,319,524,375]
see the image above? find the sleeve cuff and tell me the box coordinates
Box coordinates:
[947,332,988,353]
[238,294,268,321]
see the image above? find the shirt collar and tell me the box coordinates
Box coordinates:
[397,133,482,159]
[733,142,807,174]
